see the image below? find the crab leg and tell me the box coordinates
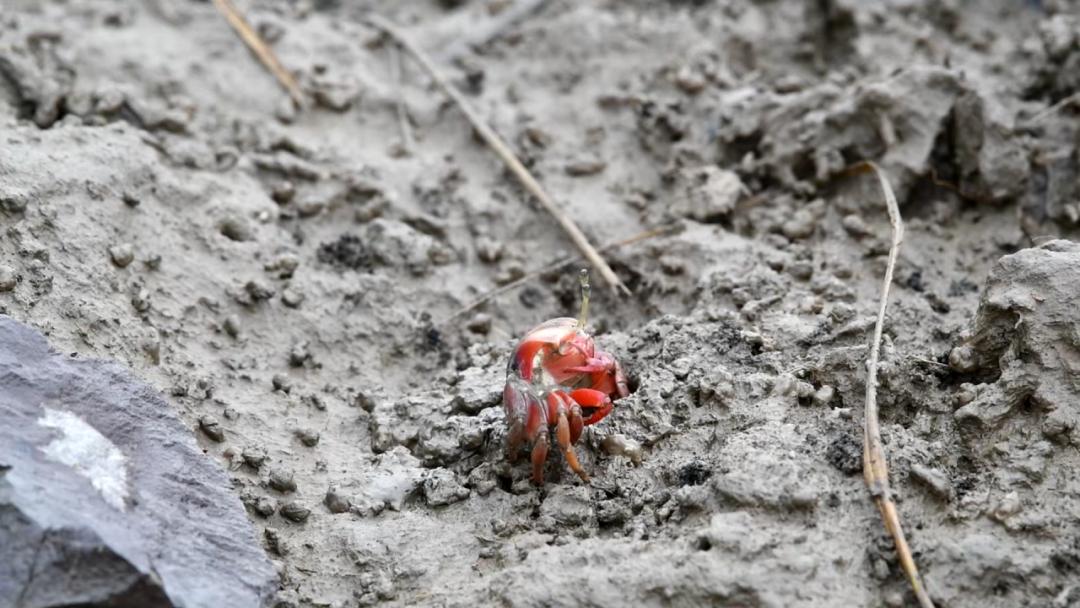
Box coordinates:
[548,392,590,482]
[530,432,549,485]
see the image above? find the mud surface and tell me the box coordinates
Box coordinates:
[3,1,1080,606]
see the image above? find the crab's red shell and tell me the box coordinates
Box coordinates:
[503,317,628,484]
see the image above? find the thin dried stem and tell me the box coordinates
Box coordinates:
[388,45,415,155]
[855,161,935,608]
[364,14,629,296]
[1024,92,1079,125]
[212,0,304,108]
[441,0,552,61]
[440,225,675,326]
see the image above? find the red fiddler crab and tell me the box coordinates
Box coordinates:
[503,270,629,484]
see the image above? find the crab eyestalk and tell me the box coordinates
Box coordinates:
[576,268,591,332]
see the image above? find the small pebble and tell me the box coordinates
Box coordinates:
[782,209,817,240]
[269,469,297,493]
[600,434,644,465]
[131,289,151,312]
[289,342,310,367]
[245,279,275,301]
[674,66,707,94]
[812,385,836,407]
[910,464,953,500]
[143,254,162,271]
[218,217,253,242]
[325,486,350,513]
[271,181,296,204]
[242,446,268,469]
[296,198,326,218]
[788,260,814,281]
[989,491,1022,522]
[948,344,978,373]
[0,265,16,292]
[272,374,292,393]
[841,214,872,237]
[264,527,285,556]
[198,415,225,442]
[223,315,241,338]
[295,428,320,447]
[281,287,305,309]
[280,501,311,523]
[254,496,276,518]
[475,237,503,264]
[109,243,135,268]
[466,313,492,334]
[565,157,607,177]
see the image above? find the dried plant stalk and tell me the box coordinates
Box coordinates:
[364,14,629,296]
[857,161,935,608]
[212,0,304,107]
[442,225,676,326]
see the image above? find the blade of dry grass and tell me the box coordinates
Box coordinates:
[855,161,935,608]
[212,0,304,107]
[441,0,552,61]
[363,14,630,296]
[439,225,676,327]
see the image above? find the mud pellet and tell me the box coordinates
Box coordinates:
[280,501,311,523]
[198,415,225,442]
[108,243,135,268]
[269,469,297,493]
[295,428,320,447]
[325,487,350,513]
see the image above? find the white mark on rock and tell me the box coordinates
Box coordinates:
[38,407,129,511]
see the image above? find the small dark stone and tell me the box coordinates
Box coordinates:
[826,433,862,476]
[279,502,311,523]
[295,428,320,447]
[264,527,285,556]
[268,469,297,493]
[325,486,350,513]
[242,446,268,470]
[245,279,275,301]
[905,269,925,293]
[677,461,712,486]
[317,234,372,270]
[223,315,241,338]
[272,181,296,204]
[466,313,492,334]
[272,374,292,393]
[219,217,253,242]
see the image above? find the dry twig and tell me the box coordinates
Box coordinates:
[212,0,304,107]
[441,0,552,61]
[388,45,415,155]
[855,161,935,608]
[1024,91,1080,125]
[363,14,629,296]
[441,225,676,326]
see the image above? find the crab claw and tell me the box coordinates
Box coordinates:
[568,388,615,425]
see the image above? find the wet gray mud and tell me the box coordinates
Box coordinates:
[3,1,1080,606]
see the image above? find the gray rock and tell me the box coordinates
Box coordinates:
[451,366,503,415]
[671,166,745,223]
[950,241,1080,443]
[422,469,470,507]
[0,315,276,607]
[910,464,953,501]
[108,243,135,268]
